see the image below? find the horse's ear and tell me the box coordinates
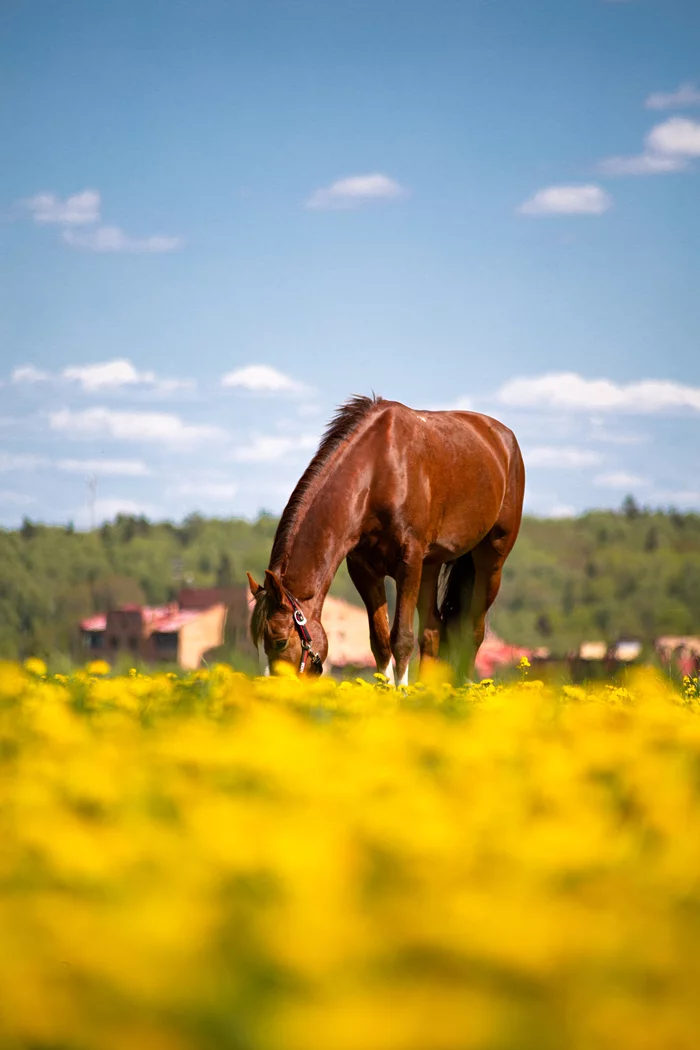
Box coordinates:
[264,569,287,608]
[246,572,263,597]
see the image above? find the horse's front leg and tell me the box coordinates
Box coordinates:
[346,555,392,678]
[391,542,423,686]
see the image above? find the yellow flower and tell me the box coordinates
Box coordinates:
[517,656,531,671]
[86,659,111,676]
[23,656,47,676]
[1,659,700,1050]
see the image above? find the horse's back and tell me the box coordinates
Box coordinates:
[363,400,524,559]
[372,400,521,487]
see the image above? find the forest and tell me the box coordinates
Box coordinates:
[1,498,699,663]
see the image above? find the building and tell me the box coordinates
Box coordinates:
[81,601,228,670]
[656,636,700,677]
[320,595,375,673]
[179,587,253,653]
[79,584,255,670]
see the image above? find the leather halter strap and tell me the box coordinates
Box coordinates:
[283,587,323,674]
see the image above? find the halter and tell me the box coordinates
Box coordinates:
[283,588,323,674]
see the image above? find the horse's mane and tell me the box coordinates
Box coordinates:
[250,393,383,646]
[271,392,383,566]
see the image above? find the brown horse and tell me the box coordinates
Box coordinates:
[247,395,525,684]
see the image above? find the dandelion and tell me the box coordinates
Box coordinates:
[517,654,531,682]
[23,656,47,676]
[1,661,700,1050]
[85,659,110,676]
[682,674,700,703]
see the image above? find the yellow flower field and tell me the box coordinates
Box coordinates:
[2,660,700,1050]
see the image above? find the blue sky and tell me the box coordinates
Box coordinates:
[1,0,699,527]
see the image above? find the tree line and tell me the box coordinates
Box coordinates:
[1,499,699,663]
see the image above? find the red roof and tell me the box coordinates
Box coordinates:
[151,608,207,633]
[80,604,207,634]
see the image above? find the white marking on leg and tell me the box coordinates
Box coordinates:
[258,646,270,676]
[378,663,392,680]
[396,665,409,687]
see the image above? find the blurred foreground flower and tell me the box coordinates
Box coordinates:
[1,663,700,1050]
[85,659,111,676]
[23,656,47,676]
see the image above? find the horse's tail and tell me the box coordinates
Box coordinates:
[437,552,477,678]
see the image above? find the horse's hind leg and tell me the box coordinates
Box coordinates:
[469,544,506,677]
[440,552,477,681]
[417,563,442,664]
[346,555,392,677]
[446,455,524,682]
[440,542,507,681]
[464,527,518,680]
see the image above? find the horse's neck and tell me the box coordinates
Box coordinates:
[276,471,363,612]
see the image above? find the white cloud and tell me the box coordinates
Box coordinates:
[12,365,50,383]
[62,358,191,394]
[646,83,700,111]
[594,471,651,488]
[11,358,192,395]
[49,407,224,445]
[599,116,700,176]
[598,153,688,175]
[0,452,49,471]
[57,458,150,476]
[305,173,409,211]
[498,373,700,414]
[22,189,101,225]
[0,490,35,506]
[63,359,157,391]
[221,364,308,396]
[230,433,318,463]
[62,226,182,253]
[525,446,602,468]
[646,116,700,158]
[518,185,612,216]
[19,189,182,254]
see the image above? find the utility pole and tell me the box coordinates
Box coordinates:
[87,474,98,531]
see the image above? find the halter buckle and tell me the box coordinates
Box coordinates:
[293,609,307,627]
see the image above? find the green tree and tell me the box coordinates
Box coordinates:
[215,553,236,588]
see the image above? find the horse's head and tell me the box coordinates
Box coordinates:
[247,569,327,676]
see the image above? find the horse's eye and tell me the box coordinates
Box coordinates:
[271,638,288,652]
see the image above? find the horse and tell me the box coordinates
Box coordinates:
[247,394,525,684]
